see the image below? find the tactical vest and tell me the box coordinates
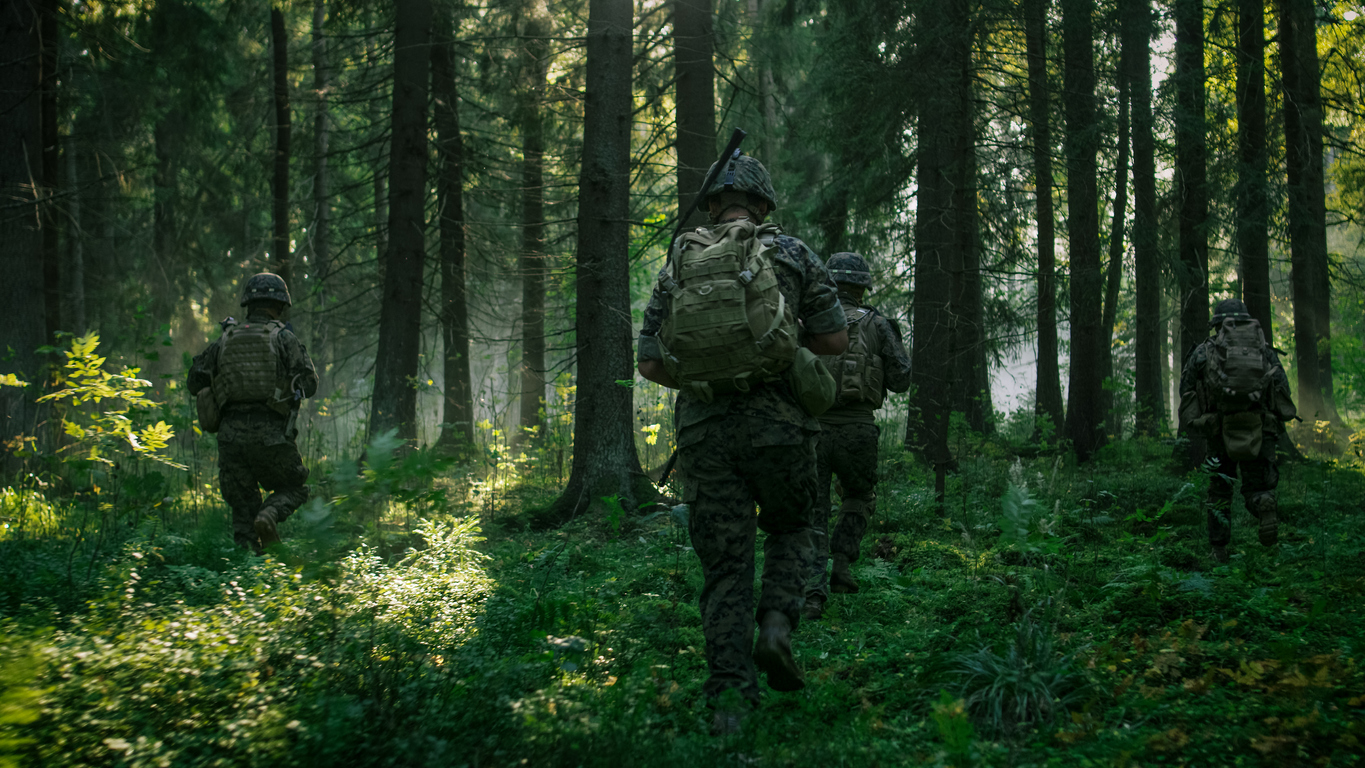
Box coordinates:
[213,319,292,415]
[821,305,884,408]
[1203,318,1272,413]
[656,220,798,403]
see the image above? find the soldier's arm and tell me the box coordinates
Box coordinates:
[637,280,677,387]
[279,330,319,398]
[187,340,221,394]
[1177,343,1208,426]
[877,315,913,393]
[787,237,847,354]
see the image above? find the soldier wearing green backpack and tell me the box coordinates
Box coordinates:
[637,153,847,730]
[1178,299,1297,563]
[802,253,912,620]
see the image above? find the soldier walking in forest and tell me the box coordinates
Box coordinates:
[189,273,319,553]
[802,253,912,620]
[637,153,847,733]
[1178,299,1297,563]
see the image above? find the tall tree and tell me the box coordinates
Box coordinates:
[1174,0,1209,367]
[1025,0,1064,436]
[1101,69,1129,438]
[1280,0,1339,426]
[433,18,474,450]
[271,4,292,281]
[0,0,45,468]
[310,0,331,365]
[517,6,550,443]
[1061,0,1103,460]
[674,0,715,230]
[1128,0,1162,435]
[544,0,650,521]
[369,0,433,441]
[1236,0,1271,333]
[950,20,990,434]
[40,0,59,341]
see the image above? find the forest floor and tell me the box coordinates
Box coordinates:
[2,434,1364,767]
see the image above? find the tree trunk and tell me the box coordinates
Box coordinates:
[310,0,330,370]
[1128,0,1162,435]
[907,0,968,469]
[0,0,46,470]
[65,124,85,334]
[1175,0,1209,370]
[1236,0,1270,335]
[271,6,292,282]
[746,0,777,156]
[369,0,433,442]
[1061,0,1103,460]
[1280,0,1339,427]
[541,0,651,525]
[1025,0,1063,437]
[40,0,58,341]
[675,0,715,230]
[433,21,474,450]
[1101,71,1129,439]
[517,10,549,444]
[950,25,989,434]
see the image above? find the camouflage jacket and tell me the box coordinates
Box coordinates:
[1177,337,1294,435]
[638,227,846,432]
[189,309,319,445]
[819,292,913,426]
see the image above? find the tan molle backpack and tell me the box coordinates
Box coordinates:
[656,219,798,403]
[822,306,885,408]
[212,319,294,416]
[1203,316,1273,460]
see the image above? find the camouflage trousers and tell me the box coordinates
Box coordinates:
[1205,441,1278,547]
[808,421,879,600]
[678,416,820,704]
[219,427,309,551]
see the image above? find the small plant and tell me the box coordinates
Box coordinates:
[949,617,1087,737]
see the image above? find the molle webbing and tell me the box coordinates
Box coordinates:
[214,320,288,413]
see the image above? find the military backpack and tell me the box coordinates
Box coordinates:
[212,319,294,416]
[821,304,885,408]
[656,219,798,403]
[1203,317,1273,413]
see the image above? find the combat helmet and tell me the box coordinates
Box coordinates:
[1209,298,1250,327]
[826,252,873,287]
[240,272,292,307]
[701,153,778,213]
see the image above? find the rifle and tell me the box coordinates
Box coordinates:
[284,374,304,441]
[669,127,748,255]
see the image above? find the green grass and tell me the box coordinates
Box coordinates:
[2,433,1364,766]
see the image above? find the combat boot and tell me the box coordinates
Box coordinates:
[830,555,859,594]
[753,610,804,692]
[801,594,825,621]
[255,506,282,549]
[1251,493,1279,547]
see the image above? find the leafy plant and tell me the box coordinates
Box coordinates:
[949,617,1087,737]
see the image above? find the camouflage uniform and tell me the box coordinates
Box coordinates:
[189,308,318,551]
[808,290,912,602]
[1178,300,1295,551]
[639,229,845,705]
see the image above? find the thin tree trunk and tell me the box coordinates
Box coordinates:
[1280,0,1339,427]
[1101,73,1129,439]
[543,0,650,524]
[517,11,549,444]
[433,21,474,450]
[0,0,46,470]
[951,24,989,434]
[369,0,433,442]
[66,117,85,334]
[1237,0,1270,335]
[675,0,715,230]
[1129,0,1162,435]
[1061,0,1103,460]
[40,0,59,340]
[271,6,292,281]
[310,0,330,370]
[747,0,778,156]
[1175,0,1209,369]
[1025,0,1063,436]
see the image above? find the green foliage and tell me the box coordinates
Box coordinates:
[948,619,1087,738]
[35,333,184,470]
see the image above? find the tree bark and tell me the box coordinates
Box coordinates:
[271,6,292,282]
[1128,0,1162,435]
[949,23,990,434]
[0,0,46,469]
[1061,0,1103,460]
[310,0,330,370]
[542,0,651,525]
[1174,0,1209,369]
[433,20,474,450]
[1236,0,1270,334]
[1280,0,1339,427]
[675,0,715,231]
[1025,0,1063,437]
[369,0,432,442]
[40,0,58,341]
[517,10,549,444]
[1101,70,1129,439]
